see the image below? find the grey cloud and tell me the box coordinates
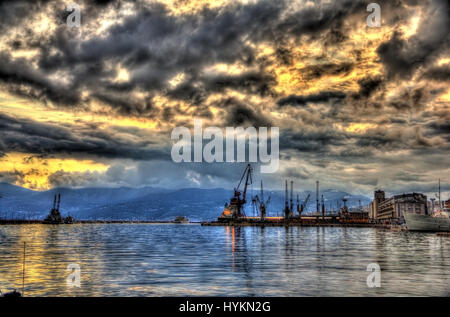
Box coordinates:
[0,53,82,106]
[352,76,384,99]
[301,62,354,81]
[277,91,346,107]
[280,129,347,153]
[282,167,312,180]
[2,0,419,115]
[0,170,25,185]
[0,113,170,160]
[377,0,449,79]
[222,98,272,127]
[421,65,450,82]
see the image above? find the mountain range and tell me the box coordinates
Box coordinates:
[0,182,371,221]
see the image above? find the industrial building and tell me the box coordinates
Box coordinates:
[369,190,385,220]
[369,191,427,224]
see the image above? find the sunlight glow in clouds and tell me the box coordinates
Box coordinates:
[0,0,448,195]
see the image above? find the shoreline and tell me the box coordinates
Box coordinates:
[0,220,199,225]
[201,220,386,228]
[1,220,446,233]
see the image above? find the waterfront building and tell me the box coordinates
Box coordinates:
[369,190,385,220]
[370,192,427,224]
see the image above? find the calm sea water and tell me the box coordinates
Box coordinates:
[0,224,449,296]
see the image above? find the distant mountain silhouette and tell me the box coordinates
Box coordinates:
[0,183,371,221]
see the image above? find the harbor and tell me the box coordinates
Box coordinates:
[0,164,448,297]
[1,164,448,232]
[202,165,450,231]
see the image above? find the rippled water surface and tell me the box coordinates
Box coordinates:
[0,224,449,296]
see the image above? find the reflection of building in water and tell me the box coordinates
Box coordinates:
[370,191,427,223]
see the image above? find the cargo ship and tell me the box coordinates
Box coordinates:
[404,180,450,232]
[404,209,450,232]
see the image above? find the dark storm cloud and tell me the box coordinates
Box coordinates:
[0,0,448,193]
[421,65,450,82]
[0,113,170,160]
[204,72,277,97]
[0,0,45,28]
[275,47,294,66]
[387,87,429,111]
[166,70,277,106]
[17,0,285,113]
[0,53,82,106]
[426,121,450,140]
[1,0,418,115]
[276,1,366,37]
[167,82,207,105]
[277,91,346,107]
[377,0,449,79]
[91,92,156,117]
[322,28,348,46]
[301,62,354,81]
[222,98,271,127]
[336,147,375,158]
[0,138,6,158]
[354,127,432,150]
[279,129,347,153]
[352,76,384,99]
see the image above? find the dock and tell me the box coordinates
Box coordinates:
[202,216,377,227]
[0,220,194,225]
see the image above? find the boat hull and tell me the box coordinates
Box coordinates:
[404,213,450,232]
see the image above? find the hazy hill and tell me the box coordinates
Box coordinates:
[0,183,371,221]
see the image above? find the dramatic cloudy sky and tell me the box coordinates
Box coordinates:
[0,0,449,197]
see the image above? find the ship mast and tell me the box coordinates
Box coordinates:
[438,178,441,209]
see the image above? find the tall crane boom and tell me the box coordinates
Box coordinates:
[241,164,252,203]
[301,193,311,214]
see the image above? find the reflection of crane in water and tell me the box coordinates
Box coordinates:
[252,181,271,220]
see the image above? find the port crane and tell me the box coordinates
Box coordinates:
[227,164,253,218]
[298,193,310,216]
[252,180,271,220]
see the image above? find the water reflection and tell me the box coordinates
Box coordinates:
[0,224,449,296]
